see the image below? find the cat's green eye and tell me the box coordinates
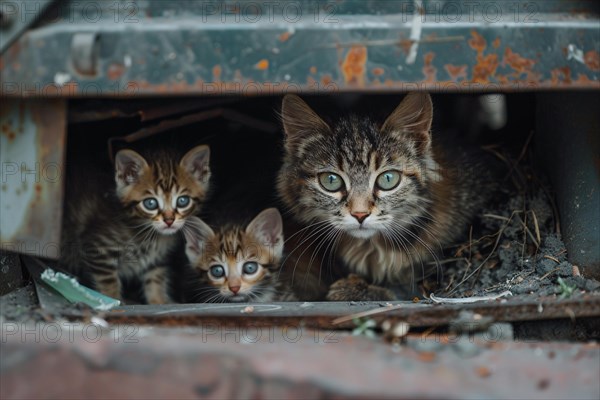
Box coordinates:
[177,195,191,208]
[142,198,159,211]
[318,172,344,192]
[242,262,259,275]
[209,265,225,278]
[376,170,401,190]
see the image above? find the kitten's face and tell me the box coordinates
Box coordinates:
[114,145,211,235]
[278,93,438,239]
[184,209,284,302]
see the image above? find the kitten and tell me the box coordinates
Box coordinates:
[60,145,211,304]
[184,208,296,302]
[278,93,498,301]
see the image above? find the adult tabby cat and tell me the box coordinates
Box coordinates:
[184,208,296,302]
[278,93,498,301]
[60,145,211,304]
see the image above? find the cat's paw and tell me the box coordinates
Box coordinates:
[326,274,397,301]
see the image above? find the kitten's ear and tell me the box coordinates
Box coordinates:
[115,149,149,192]
[183,216,214,265]
[281,95,330,152]
[181,145,211,187]
[246,208,284,257]
[381,92,433,154]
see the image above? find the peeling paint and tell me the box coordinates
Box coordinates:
[584,50,600,71]
[473,54,498,84]
[107,63,125,81]
[254,59,269,70]
[372,67,384,76]
[341,46,367,86]
[503,48,536,76]
[468,31,487,56]
[444,64,468,82]
[212,65,222,80]
[278,32,291,42]
[422,52,437,83]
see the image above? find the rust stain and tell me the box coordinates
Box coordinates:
[574,73,594,84]
[255,59,269,70]
[503,48,536,76]
[492,37,501,49]
[551,67,572,85]
[341,46,367,86]
[475,366,492,378]
[321,74,333,85]
[107,63,125,81]
[584,50,600,71]
[468,31,499,83]
[212,65,222,80]
[422,52,437,83]
[399,39,413,56]
[417,352,436,362]
[372,67,384,76]
[468,31,486,56]
[310,66,317,75]
[473,54,498,83]
[279,32,291,42]
[444,64,468,81]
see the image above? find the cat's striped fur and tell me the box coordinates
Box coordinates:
[184,209,296,302]
[60,145,211,304]
[278,93,498,301]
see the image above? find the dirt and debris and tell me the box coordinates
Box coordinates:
[431,149,600,301]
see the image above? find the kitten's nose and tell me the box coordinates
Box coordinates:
[351,212,370,224]
[229,285,240,294]
[164,218,174,227]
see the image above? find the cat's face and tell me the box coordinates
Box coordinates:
[114,145,211,235]
[184,208,284,302]
[278,93,439,239]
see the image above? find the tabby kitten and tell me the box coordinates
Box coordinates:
[278,93,497,301]
[60,145,211,304]
[184,208,296,302]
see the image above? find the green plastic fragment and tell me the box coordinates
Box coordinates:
[40,268,120,310]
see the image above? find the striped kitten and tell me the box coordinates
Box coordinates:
[278,93,497,301]
[184,208,296,302]
[60,145,211,304]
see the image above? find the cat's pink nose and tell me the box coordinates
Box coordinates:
[229,285,240,294]
[164,218,174,227]
[351,212,370,224]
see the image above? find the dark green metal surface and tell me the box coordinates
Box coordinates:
[536,92,600,279]
[1,0,599,97]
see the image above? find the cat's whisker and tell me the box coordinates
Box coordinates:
[385,228,422,289]
[284,223,335,287]
[304,225,339,288]
[283,219,331,243]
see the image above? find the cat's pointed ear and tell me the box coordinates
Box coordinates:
[246,208,284,257]
[381,92,433,154]
[181,145,211,187]
[115,149,149,192]
[183,216,214,265]
[281,94,330,152]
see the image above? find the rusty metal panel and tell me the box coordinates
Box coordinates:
[0,0,599,96]
[0,99,66,259]
[1,325,599,399]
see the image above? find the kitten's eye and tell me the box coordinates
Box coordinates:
[242,262,259,275]
[142,198,159,211]
[209,265,225,278]
[318,172,344,192]
[376,170,401,190]
[177,195,191,208]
